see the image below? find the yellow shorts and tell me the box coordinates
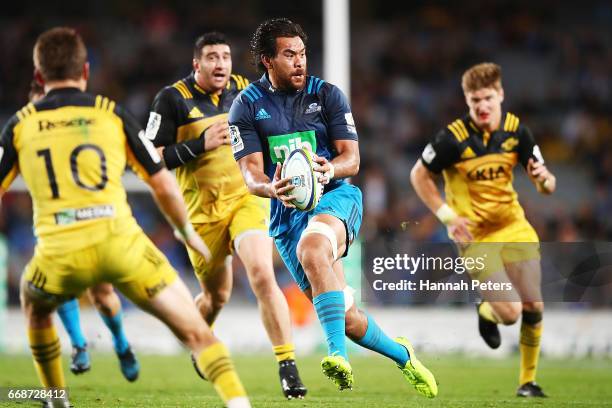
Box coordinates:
[187,194,269,280]
[461,217,540,281]
[24,230,177,306]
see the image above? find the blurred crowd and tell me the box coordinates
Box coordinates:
[1,0,610,306]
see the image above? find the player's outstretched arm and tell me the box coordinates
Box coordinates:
[410,160,473,242]
[527,158,556,195]
[146,169,212,262]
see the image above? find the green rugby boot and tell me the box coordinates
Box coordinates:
[394,337,438,398]
[321,354,353,391]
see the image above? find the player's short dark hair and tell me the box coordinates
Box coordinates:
[194,32,230,59]
[250,18,308,73]
[33,27,87,82]
[462,62,502,93]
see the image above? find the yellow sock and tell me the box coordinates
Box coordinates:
[273,343,296,362]
[196,342,247,404]
[519,321,542,385]
[478,302,501,323]
[28,326,65,388]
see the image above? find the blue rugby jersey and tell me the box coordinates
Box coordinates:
[229,73,358,237]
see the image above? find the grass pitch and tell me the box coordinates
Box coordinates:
[1,353,611,407]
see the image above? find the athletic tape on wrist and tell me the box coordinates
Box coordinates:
[435,203,458,225]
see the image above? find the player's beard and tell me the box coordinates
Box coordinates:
[277,70,306,92]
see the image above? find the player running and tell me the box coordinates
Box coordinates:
[229,17,437,397]
[146,31,306,399]
[0,27,250,408]
[411,62,555,397]
[29,81,139,381]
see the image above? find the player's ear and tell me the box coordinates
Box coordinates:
[498,87,504,103]
[192,58,199,73]
[261,55,272,70]
[34,69,45,88]
[82,62,90,82]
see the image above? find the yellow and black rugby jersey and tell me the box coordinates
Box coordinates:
[421,112,544,226]
[147,73,250,223]
[0,87,162,254]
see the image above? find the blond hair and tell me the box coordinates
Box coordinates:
[461,62,502,93]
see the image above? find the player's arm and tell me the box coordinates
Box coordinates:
[118,105,211,261]
[0,117,20,201]
[313,85,360,182]
[324,139,360,181]
[518,125,556,195]
[229,96,296,207]
[146,170,209,261]
[410,131,473,242]
[237,152,296,208]
[146,89,228,170]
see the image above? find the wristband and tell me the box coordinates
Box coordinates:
[435,203,458,225]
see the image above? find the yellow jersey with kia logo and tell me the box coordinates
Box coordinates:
[420,112,544,228]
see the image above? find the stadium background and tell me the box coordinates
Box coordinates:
[0,0,611,402]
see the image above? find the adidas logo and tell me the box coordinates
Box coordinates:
[187,107,204,119]
[255,108,271,121]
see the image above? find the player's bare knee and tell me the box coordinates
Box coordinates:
[179,323,210,350]
[248,267,277,298]
[497,303,521,325]
[297,237,333,272]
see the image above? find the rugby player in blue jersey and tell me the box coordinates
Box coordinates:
[229,18,437,397]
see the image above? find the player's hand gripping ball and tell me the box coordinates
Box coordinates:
[281,148,323,211]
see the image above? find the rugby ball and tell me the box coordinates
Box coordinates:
[281,148,323,211]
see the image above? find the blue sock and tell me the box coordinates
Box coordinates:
[353,314,409,366]
[57,298,87,349]
[313,291,348,360]
[100,310,129,354]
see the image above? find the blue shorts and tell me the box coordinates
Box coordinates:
[274,183,363,291]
